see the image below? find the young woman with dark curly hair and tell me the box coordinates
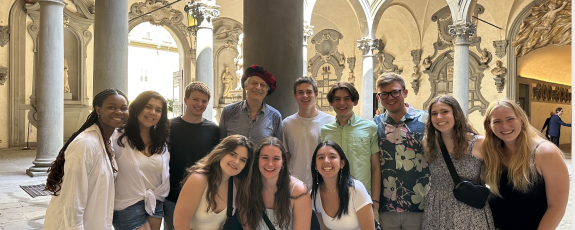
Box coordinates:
[44,89,128,229]
[112,91,170,230]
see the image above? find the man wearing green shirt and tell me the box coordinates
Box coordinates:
[320,81,381,211]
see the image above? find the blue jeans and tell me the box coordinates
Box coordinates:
[113,199,164,230]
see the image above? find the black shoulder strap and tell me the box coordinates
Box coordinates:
[227,177,233,218]
[262,211,276,230]
[439,140,461,184]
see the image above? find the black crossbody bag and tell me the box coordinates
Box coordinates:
[222,177,243,230]
[439,141,490,209]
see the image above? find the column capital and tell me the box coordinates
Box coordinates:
[38,0,65,5]
[303,23,314,46]
[186,1,220,30]
[357,38,379,56]
[448,21,476,45]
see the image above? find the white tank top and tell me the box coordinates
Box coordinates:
[189,186,236,229]
[134,151,163,189]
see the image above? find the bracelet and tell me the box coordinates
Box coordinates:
[372,200,380,203]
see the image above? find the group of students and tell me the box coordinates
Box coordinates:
[41,64,568,230]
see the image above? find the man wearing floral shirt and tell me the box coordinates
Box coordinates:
[374,73,429,230]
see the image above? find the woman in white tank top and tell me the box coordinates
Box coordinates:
[311,141,375,230]
[173,135,254,230]
[112,91,170,230]
[237,137,312,230]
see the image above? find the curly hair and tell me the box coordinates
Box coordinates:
[181,135,253,213]
[45,89,128,195]
[117,91,170,155]
[424,95,477,162]
[238,137,292,230]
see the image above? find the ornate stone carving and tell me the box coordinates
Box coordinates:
[423,51,489,115]
[479,48,492,64]
[493,40,508,58]
[347,56,356,72]
[0,26,10,47]
[0,66,7,86]
[512,0,571,57]
[357,38,379,55]
[430,5,485,59]
[411,65,421,95]
[234,33,244,90]
[130,0,184,26]
[489,59,505,98]
[422,56,432,70]
[448,21,477,44]
[185,1,220,30]
[531,82,571,103]
[311,29,344,62]
[304,23,314,45]
[411,49,422,65]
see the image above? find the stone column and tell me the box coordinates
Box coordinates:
[93,0,129,95]
[244,0,303,117]
[189,1,219,121]
[449,21,476,117]
[303,23,314,77]
[27,0,65,177]
[357,38,379,120]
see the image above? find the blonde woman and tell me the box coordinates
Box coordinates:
[483,99,568,230]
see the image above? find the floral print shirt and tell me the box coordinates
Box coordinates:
[374,103,430,213]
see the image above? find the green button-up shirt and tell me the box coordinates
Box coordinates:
[320,112,379,193]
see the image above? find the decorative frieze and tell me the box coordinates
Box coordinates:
[130,0,184,26]
[532,83,571,103]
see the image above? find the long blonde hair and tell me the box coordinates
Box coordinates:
[481,99,549,197]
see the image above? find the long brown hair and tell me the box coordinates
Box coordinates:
[481,99,555,197]
[238,137,292,230]
[424,95,477,162]
[181,135,253,212]
[117,91,170,155]
[45,89,128,195]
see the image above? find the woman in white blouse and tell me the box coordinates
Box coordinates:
[44,89,129,230]
[112,91,171,230]
[173,134,253,230]
[311,141,376,230]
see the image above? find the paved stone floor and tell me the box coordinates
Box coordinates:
[0,147,573,229]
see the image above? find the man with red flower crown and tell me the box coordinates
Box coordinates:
[219,65,283,146]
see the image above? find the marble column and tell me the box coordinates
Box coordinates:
[93,0,129,95]
[190,1,219,121]
[357,38,379,120]
[244,0,303,117]
[27,0,65,177]
[303,23,314,77]
[449,21,476,117]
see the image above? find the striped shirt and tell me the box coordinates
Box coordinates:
[219,100,283,147]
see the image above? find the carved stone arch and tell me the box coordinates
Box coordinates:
[306,0,371,37]
[423,50,489,115]
[128,14,193,92]
[370,0,395,37]
[213,43,239,108]
[505,0,547,100]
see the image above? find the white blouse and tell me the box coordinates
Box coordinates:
[112,134,170,215]
[313,179,372,230]
[43,124,117,230]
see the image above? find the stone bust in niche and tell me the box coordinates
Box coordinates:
[422,56,432,70]
[479,48,490,64]
[348,71,355,86]
[411,66,420,81]
[491,60,507,77]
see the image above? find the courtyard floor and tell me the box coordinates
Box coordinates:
[0,146,572,229]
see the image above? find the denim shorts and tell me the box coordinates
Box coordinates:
[113,199,164,230]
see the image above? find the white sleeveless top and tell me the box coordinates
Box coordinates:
[189,185,236,230]
[258,180,302,230]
